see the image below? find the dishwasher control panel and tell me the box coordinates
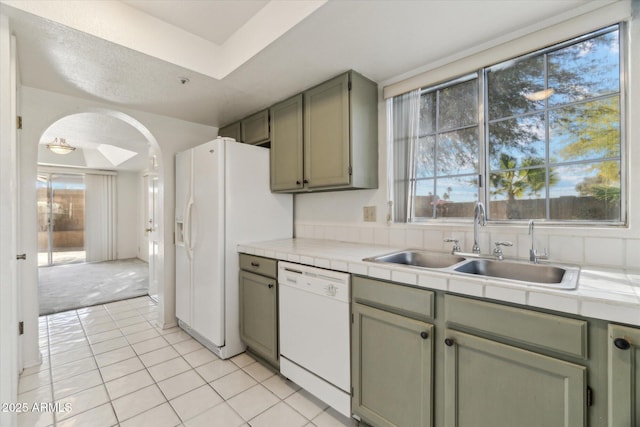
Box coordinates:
[278,262,350,303]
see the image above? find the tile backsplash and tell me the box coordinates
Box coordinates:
[294,221,640,271]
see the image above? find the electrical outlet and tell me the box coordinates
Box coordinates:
[363,206,376,222]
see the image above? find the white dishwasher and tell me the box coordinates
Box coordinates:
[278,262,351,417]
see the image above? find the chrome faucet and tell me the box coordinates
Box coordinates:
[493,241,513,261]
[444,238,461,254]
[472,201,486,254]
[528,220,548,263]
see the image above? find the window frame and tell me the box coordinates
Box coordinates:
[410,73,480,222]
[400,23,627,227]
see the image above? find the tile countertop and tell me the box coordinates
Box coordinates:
[237,238,640,327]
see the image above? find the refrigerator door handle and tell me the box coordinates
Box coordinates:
[184,199,194,260]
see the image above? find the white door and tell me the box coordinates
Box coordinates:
[146,156,159,302]
[0,20,19,426]
[174,149,192,324]
[191,140,225,346]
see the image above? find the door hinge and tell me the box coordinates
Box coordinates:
[18,321,24,335]
[587,386,594,407]
[16,116,22,130]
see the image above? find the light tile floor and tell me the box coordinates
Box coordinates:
[18,296,357,427]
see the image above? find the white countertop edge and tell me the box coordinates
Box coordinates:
[238,238,640,327]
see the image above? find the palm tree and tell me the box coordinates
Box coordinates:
[490,154,557,218]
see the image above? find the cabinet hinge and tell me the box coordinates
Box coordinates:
[348,166,352,176]
[348,80,352,91]
[16,116,22,130]
[18,321,24,335]
[351,312,354,324]
[586,386,593,407]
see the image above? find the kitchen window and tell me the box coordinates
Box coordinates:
[390,24,625,224]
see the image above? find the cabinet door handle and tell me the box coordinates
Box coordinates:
[444,338,455,347]
[420,331,429,339]
[268,283,274,289]
[614,337,631,350]
[251,262,260,268]
[296,180,301,185]
[303,179,309,184]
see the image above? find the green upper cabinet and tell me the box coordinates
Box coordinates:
[241,109,270,145]
[271,70,378,193]
[304,72,351,189]
[270,94,304,191]
[219,121,241,141]
[443,329,587,427]
[608,324,640,427]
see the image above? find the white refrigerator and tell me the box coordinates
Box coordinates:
[175,137,292,359]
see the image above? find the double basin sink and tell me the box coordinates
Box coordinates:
[363,250,580,289]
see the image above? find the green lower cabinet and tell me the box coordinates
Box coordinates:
[608,324,640,427]
[352,302,433,427]
[443,329,586,427]
[239,270,278,367]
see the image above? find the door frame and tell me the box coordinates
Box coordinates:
[0,17,19,426]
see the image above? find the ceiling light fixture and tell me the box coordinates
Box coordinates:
[46,137,76,155]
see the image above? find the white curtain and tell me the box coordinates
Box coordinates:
[85,173,117,262]
[388,89,420,223]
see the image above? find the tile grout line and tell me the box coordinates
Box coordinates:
[44,313,55,427]
[47,297,156,426]
[102,297,181,426]
[69,303,120,426]
[34,296,344,427]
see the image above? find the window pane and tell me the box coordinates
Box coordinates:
[414,179,436,218]
[420,92,436,135]
[435,176,478,218]
[415,136,435,178]
[438,79,478,130]
[438,128,479,175]
[394,26,622,224]
[549,97,620,162]
[414,176,478,219]
[487,55,544,119]
[549,161,620,220]
[488,113,545,170]
[489,167,547,220]
[548,30,619,106]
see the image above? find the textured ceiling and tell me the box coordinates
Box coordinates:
[0,0,611,172]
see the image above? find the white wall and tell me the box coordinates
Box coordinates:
[19,86,218,368]
[116,170,140,260]
[294,5,640,271]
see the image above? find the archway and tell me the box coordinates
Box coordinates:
[33,108,165,314]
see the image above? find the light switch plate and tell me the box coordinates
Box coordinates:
[363,206,376,222]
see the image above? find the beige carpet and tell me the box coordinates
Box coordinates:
[38,258,149,315]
